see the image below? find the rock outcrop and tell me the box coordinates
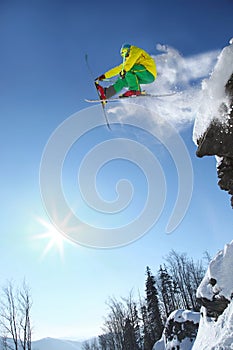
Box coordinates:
[192,241,233,349]
[153,310,200,350]
[196,73,233,206]
[194,39,233,207]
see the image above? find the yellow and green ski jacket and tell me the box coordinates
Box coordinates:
[104,45,157,79]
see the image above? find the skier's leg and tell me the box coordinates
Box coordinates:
[124,71,141,91]
[132,65,155,85]
[105,85,117,99]
[105,65,155,98]
[112,71,140,93]
[97,84,119,100]
[114,65,155,92]
[102,77,128,98]
[136,70,155,84]
[112,77,128,93]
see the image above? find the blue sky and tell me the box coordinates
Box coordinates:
[1,0,233,341]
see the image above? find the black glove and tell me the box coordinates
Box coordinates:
[95,74,106,81]
[120,70,126,79]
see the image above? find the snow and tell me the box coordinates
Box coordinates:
[153,310,200,350]
[172,309,200,324]
[153,240,233,350]
[192,241,233,349]
[192,301,233,350]
[193,39,233,142]
[165,337,194,350]
[197,240,233,301]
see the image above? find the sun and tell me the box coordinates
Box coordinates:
[34,217,67,260]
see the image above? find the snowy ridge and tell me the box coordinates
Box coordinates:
[193,38,233,142]
[33,337,83,350]
[1,337,84,350]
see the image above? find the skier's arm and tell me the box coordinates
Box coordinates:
[104,63,123,78]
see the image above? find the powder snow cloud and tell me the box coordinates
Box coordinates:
[109,44,220,129]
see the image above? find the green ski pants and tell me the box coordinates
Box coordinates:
[113,64,155,92]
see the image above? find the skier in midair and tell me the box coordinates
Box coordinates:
[95,43,157,100]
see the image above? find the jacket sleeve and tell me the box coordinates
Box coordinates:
[104,63,123,78]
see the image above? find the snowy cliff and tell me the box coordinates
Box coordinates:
[193,38,233,207]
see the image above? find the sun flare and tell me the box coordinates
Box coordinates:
[35,217,66,260]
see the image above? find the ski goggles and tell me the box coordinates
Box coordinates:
[120,47,130,57]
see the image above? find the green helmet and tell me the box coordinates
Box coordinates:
[120,43,131,57]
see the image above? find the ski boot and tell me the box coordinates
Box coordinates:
[120,90,142,98]
[96,84,116,100]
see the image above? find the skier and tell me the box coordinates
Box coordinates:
[95,43,157,100]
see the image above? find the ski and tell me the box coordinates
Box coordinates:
[85,91,176,103]
[85,54,111,130]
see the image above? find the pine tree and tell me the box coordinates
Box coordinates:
[133,304,142,349]
[140,304,151,350]
[145,267,164,349]
[158,265,177,317]
[98,335,107,350]
[123,317,139,350]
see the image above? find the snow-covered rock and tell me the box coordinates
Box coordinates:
[192,241,233,349]
[193,38,233,143]
[197,240,233,302]
[153,309,200,350]
[153,240,233,350]
[192,300,233,350]
[193,38,233,207]
[195,241,233,322]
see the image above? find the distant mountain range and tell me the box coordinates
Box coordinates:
[32,337,84,350]
[2,337,84,350]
